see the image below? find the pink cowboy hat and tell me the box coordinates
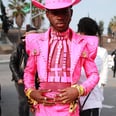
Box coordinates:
[32,0,81,10]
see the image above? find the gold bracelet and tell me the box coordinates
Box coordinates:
[25,89,38,106]
[25,89,34,99]
[71,84,85,97]
[79,85,85,96]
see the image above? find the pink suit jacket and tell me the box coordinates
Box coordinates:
[24,28,99,95]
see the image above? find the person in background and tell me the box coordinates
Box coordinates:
[23,0,100,116]
[9,26,37,116]
[111,49,116,77]
[77,17,108,116]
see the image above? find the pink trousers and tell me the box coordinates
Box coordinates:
[35,104,79,116]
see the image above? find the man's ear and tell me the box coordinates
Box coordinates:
[46,11,48,18]
[46,10,50,19]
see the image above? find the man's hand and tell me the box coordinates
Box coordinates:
[55,87,79,104]
[30,89,55,106]
[17,79,23,84]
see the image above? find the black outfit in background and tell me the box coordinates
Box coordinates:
[111,49,116,77]
[9,42,29,116]
[80,108,99,116]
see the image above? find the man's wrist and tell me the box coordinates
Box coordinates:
[71,84,85,97]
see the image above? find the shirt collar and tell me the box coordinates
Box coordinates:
[50,28,70,41]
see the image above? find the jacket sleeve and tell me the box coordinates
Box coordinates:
[9,44,22,82]
[98,48,108,87]
[24,34,40,89]
[81,36,100,95]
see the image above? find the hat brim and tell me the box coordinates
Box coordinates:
[32,0,81,10]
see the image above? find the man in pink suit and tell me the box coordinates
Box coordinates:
[23,0,100,116]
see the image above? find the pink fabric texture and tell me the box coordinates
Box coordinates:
[35,104,79,116]
[24,28,99,116]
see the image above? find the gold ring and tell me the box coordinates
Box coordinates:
[62,100,66,104]
[44,97,47,101]
[59,94,63,97]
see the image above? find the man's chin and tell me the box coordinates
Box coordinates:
[56,26,68,32]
